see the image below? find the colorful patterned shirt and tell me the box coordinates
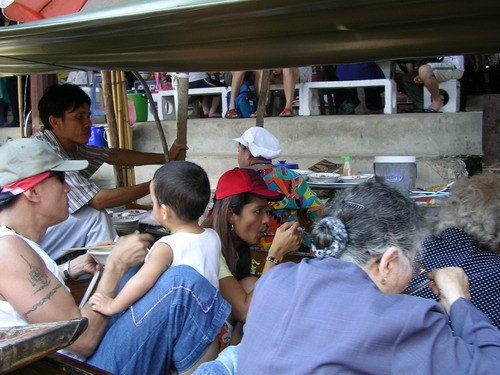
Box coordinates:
[258,166,323,251]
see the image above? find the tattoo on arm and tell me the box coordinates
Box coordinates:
[20,254,50,294]
[23,283,63,319]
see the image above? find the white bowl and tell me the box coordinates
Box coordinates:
[308,172,341,184]
[88,248,113,266]
[340,174,374,184]
[112,214,139,234]
[291,169,313,180]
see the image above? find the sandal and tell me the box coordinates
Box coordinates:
[279,107,294,117]
[225,109,240,119]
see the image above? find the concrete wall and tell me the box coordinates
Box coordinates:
[127,112,482,194]
[1,111,483,204]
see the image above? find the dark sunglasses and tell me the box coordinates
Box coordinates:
[50,171,66,183]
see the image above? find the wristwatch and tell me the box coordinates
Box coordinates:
[63,261,75,280]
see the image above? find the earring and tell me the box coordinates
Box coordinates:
[230,224,235,232]
[381,277,387,285]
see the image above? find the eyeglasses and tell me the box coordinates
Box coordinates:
[50,171,66,183]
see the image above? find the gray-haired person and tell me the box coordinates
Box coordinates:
[408,173,500,328]
[234,180,500,374]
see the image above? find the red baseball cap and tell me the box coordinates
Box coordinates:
[215,168,284,201]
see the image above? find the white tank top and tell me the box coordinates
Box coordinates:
[0,226,67,328]
[149,228,221,288]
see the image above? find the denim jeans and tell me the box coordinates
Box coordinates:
[86,265,230,375]
[193,345,240,375]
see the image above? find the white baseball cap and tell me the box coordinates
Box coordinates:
[0,138,88,186]
[233,127,281,160]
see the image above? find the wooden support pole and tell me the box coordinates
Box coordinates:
[101,70,125,188]
[175,73,189,161]
[482,94,500,169]
[17,75,24,137]
[255,69,270,127]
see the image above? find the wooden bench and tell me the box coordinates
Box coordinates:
[299,79,397,115]
[148,86,230,121]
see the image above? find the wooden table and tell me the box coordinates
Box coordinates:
[9,353,112,375]
[0,319,91,374]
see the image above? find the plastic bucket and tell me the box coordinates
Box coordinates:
[373,156,416,197]
[87,125,108,147]
[127,91,148,122]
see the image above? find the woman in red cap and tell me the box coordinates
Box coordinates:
[203,168,301,343]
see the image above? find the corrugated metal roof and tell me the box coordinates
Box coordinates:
[0,0,499,74]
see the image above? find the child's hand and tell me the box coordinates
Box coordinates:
[89,292,115,316]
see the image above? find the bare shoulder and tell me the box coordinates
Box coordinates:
[148,242,173,262]
[0,233,80,323]
[0,234,43,268]
[0,234,53,291]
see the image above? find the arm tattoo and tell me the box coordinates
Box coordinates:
[23,283,63,319]
[20,254,50,294]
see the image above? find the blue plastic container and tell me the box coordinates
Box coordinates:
[274,160,299,169]
[87,125,108,147]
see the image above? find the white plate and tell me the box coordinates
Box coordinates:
[308,172,341,184]
[291,169,313,180]
[309,180,340,186]
[340,174,374,184]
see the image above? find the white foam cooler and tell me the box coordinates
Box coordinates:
[374,156,417,197]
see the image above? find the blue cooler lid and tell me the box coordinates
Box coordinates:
[274,160,299,169]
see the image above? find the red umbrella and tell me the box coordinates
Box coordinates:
[2,0,87,22]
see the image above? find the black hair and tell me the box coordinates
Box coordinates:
[152,161,210,222]
[38,83,91,130]
[202,192,257,277]
[0,194,21,212]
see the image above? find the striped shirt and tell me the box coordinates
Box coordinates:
[32,130,110,213]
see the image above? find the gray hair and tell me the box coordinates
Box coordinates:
[435,174,500,252]
[311,180,428,267]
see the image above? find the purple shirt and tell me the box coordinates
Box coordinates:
[237,257,500,374]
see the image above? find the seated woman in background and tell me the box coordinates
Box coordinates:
[408,173,500,328]
[233,181,500,374]
[202,168,301,337]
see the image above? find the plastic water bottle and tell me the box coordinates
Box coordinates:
[342,156,352,176]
